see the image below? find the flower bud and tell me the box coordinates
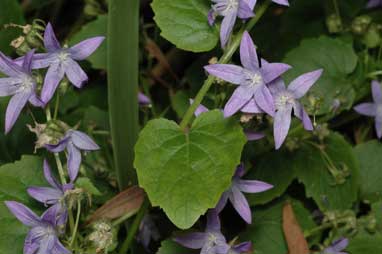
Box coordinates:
[352,15,372,35]
[28,120,70,151]
[362,23,381,48]
[88,221,116,253]
[326,14,342,34]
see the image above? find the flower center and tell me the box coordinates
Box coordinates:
[213,0,239,16]
[275,91,295,110]
[243,70,264,90]
[18,76,34,93]
[57,51,70,63]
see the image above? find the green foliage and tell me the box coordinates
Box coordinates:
[76,177,102,196]
[347,232,382,254]
[134,110,246,229]
[0,156,44,254]
[151,0,219,52]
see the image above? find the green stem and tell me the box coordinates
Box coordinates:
[179,0,271,131]
[119,199,149,254]
[108,0,139,189]
[70,199,81,247]
[304,217,349,238]
[367,70,382,78]
[53,93,60,120]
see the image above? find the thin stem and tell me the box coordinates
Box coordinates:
[54,153,67,184]
[70,199,81,247]
[119,199,149,254]
[367,70,382,78]
[179,0,271,131]
[304,217,349,238]
[112,210,138,227]
[53,93,60,120]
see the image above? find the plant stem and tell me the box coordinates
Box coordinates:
[53,93,60,120]
[119,199,149,254]
[179,0,271,130]
[70,199,81,247]
[108,0,139,189]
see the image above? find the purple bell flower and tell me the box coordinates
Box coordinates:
[216,164,273,224]
[354,80,382,138]
[138,92,151,106]
[204,31,291,118]
[28,23,104,104]
[323,237,349,254]
[367,0,382,8]
[5,201,70,254]
[268,69,323,149]
[0,50,43,133]
[174,210,230,254]
[45,130,99,182]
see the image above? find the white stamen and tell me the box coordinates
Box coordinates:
[275,91,295,110]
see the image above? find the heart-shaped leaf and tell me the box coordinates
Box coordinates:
[134,110,246,229]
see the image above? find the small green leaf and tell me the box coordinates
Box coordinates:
[347,233,382,254]
[283,36,358,114]
[354,141,382,202]
[151,0,219,52]
[134,110,246,229]
[0,156,45,254]
[76,177,102,196]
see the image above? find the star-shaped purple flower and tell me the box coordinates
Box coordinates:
[269,69,323,149]
[354,80,382,138]
[367,0,382,8]
[174,210,230,254]
[204,31,291,118]
[45,130,99,182]
[5,201,70,254]
[208,0,254,48]
[30,23,104,104]
[0,50,43,133]
[216,164,273,224]
[323,237,349,254]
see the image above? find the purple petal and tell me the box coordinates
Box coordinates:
[244,0,257,9]
[272,0,290,6]
[174,233,206,249]
[208,9,216,26]
[245,131,265,141]
[22,50,35,73]
[232,241,252,253]
[43,160,61,190]
[0,77,22,96]
[254,85,275,116]
[237,1,254,19]
[70,130,100,150]
[224,86,254,117]
[31,53,56,69]
[367,0,382,8]
[288,69,323,99]
[4,201,41,227]
[69,36,105,61]
[354,103,376,117]
[67,143,82,182]
[274,105,293,149]
[240,31,259,71]
[206,209,221,232]
[0,51,23,77]
[139,92,151,105]
[52,237,71,254]
[241,98,263,113]
[5,91,30,134]
[331,238,349,252]
[376,113,382,138]
[190,99,209,116]
[236,179,273,193]
[220,11,237,48]
[260,62,291,84]
[215,191,229,213]
[27,187,62,205]
[268,78,286,95]
[204,64,244,85]
[64,59,88,88]
[41,63,65,103]
[28,92,44,107]
[44,23,61,52]
[37,235,56,254]
[23,233,39,254]
[235,164,245,178]
[372,80,382,103]
[293,102,313,131]
[41,203,61,226]
[45,137,69,153]
[229,186,252,224]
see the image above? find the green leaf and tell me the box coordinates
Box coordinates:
[0,0,25,54]
[294,133,359,211]
[151,0,219,52]
[170,90,190,119]
[70,15,107,69]
[157,240,196,254]
[354,140,382,202]
[247,150,296,205]
[0,156,45,254]
[76,177,102,196]
[347,233,382,254]
[283,36,358,114]
[134,110,246,229]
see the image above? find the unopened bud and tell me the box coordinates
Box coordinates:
[326,14,342,34]
[88,221,115,253]
[352,15,372,35]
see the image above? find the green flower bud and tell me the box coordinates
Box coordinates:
[362,23,381,48]
[326,14,343,34]
[352,15,372,35]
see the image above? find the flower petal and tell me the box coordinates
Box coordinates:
[69,36,105,61]
[204,64,244,84]
[70,130,100,150]
[43,160,61,189]
[288,69,323,98]
[229,186,252,224]
[240,31,259,71]
[232,241,252,253]
[22,50,35,73]
[331,237,349,252]
[45,137,69,153]
[241,98,263,113]
[293,102,313,131]
[67,142,82,182]
[190,99,209,116]
[174,233,206,249]
[261,62,291,84]
[52,237,71,254]
[220,11,237,48]
[37,234,56,254]
[367,0,382,8]
[64,59,88,88]
[376,113,382,139]
[354,103,376,117]
[44,23,61,52]
[139,92,151,105]
[4,201,41,227]
[31,53,56,69]
[23,234,39,254]
[236,179,273,193]
[5,91,30,134]
[224,86,254,117]
[272,0,290,6]
[244,0,257,9]
[27,187,62,205]
[41,63,65,104]
[0,77,22,96]
[245,130,265,141]
[28,91,44,107]
[274,104,293,149]
[237,1,254,19]
[268,78,286,95]
[372,80,382,103]
[206,209,221,231]
[254,85,275,116]
[0,51,24,77]
[215,191,229,213]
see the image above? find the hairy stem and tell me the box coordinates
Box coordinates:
[70,199,81,247]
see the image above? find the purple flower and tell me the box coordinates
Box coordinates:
[174,210,230,254]
[204,31,291,118]
[367,0,382,8]
[354,80,382,138]
[45,130,99,182]
[137,215,160,250]
[30,23,104,104]
[323,238,349,254]
[269,69,323,149]
[208,0,254,48]
[244,0,289,10]
[138,92,151,106]
[0,50,43,133]
[5,201,70,254]
[216,164,273,224]
[228,241,252,254]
